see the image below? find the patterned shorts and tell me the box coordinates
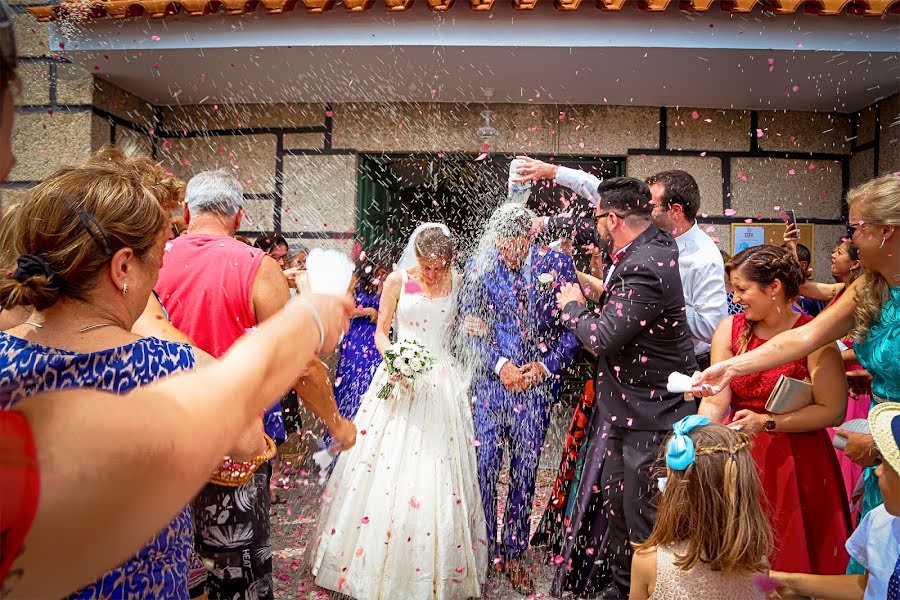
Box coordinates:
[192,463,273,600]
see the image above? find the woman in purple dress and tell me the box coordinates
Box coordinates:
[324,251,389,446]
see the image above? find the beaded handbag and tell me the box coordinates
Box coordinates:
[209,434,277,487]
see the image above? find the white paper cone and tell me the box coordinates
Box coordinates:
[306,249,354,295]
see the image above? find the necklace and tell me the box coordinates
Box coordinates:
[22,320,119,332]
[78,323,118,333]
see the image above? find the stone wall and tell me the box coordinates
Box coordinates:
[9,7,894,278]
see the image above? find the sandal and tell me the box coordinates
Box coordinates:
[505,560,534,595]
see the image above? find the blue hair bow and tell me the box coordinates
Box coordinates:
[666,415,711,471]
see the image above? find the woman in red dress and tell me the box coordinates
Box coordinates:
[699,245,852,574]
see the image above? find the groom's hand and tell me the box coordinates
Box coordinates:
[556,282,586,311]
[521,362,549,389]
[463,315,489,337]
[500,362,527,393]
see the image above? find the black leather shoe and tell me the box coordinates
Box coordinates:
[596,582,628,600]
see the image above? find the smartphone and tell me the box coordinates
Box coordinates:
[785,209,800,238]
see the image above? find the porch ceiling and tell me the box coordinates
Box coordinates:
[46,4,900,111]
[26,0,900,20]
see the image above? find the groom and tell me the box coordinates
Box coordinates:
[461,204,579,593]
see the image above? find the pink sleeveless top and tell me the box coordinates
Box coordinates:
[156,234,266,358]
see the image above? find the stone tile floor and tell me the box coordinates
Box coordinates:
[269,460,564,600]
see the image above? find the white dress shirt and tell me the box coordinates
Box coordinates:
[551,167,728,356]
[675,223,728,356]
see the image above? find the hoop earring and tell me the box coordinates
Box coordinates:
[122,283,129,294]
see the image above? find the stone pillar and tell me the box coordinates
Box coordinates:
[3,3,95,205]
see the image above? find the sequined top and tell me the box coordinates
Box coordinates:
[855,286,900,400]
[648,543,765,600]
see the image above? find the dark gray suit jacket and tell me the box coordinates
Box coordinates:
[562,225,698,431]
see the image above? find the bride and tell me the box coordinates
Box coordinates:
[309,223,488,599]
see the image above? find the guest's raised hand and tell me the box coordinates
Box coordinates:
[513,156,558,182]
[691,359,735,397]
[299,293,355,354]
[556,282,585,311]
[330,416,357,451]
[730,409,765,436]
[839,431,878,467]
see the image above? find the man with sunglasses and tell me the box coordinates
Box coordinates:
[516,159,727,371]
[553,177,697,599]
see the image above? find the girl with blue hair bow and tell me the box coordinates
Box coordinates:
[629,415,773,600]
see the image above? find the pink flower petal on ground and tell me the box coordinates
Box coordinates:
[724,208,737,216]
[756,128,765,138]
[409,497,421,509]
[455,567,466,573]
[691,110,700,120]
[474,152,489,161]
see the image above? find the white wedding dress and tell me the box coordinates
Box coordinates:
[310,270,488,600]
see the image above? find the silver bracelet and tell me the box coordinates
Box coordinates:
[299,301,325,353]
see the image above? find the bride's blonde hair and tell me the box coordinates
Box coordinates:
[414,226,454,264]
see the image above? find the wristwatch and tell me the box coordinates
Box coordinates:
[764,415,776,432]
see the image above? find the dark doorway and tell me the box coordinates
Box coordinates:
[357,153,621,263]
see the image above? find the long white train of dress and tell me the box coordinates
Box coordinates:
[310,271,488,600]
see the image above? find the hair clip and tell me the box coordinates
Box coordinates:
[666,414,711,471]
[78,210,113,256]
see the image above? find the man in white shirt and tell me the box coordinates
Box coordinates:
[517,158,727,370]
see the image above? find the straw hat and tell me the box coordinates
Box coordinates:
[869,402,900,474]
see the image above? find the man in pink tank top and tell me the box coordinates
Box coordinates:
[156,170,356,600]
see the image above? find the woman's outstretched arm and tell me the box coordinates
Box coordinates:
[3,294,353,600]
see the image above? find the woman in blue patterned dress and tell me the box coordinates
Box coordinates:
[323,251,389,448]
[0,149,213,600]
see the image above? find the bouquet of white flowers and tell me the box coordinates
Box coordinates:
[377,340,436,399]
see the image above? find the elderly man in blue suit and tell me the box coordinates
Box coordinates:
[460,203,580,594]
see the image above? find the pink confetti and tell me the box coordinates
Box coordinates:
[788,168,796,176]
[690,110,700,120]
[409,497,421,509]
[360,516,369,524]
[724,208,737,216]
[474,152,489,161]
[404,279,423,294]
[752,573,780,593]
[553,555,565,564]
[756,128,765,138]
[455,567,465,574]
